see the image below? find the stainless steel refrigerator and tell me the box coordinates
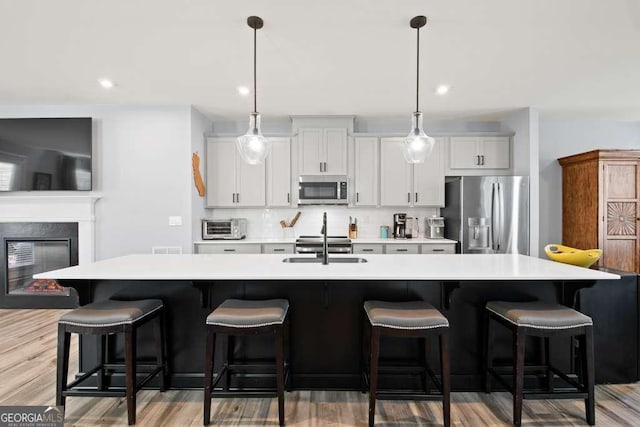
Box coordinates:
[442,176,529,254]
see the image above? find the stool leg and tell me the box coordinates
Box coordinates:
[368,327,380,427]
[56,324,71,407]
[544,337,553,392]
[422,337,431,395]
[275,327,286,426]
[203,328,216,426]
[513,327,526,427]
[223,335,232,391]
[360,312,370,393]
[124,325,137,426]
[97,334,106,391]
[153,312,167,392]
[483,310,493,393]
[582,327,595,425]
[439,330,451,427]
[285,317,292,392]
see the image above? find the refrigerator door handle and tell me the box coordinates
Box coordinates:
[491,182,498,251]
[497,183,504,251]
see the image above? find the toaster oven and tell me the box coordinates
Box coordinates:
[202,219,247,240]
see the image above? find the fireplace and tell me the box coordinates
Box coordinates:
[0,222,78,308]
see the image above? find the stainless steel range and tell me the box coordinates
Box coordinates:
[295,235,352,255]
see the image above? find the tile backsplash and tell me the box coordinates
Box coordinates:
[200,206,439,239]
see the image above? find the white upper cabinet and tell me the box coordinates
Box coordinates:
[380,137,445,207]
[414,137,445,206]
[298,127,347,175]
[206,138,265,207]
[450,136,510,170]
[206,138,237,207]
[354,137,379,206]
[266,138,292,207]
[380,138,412,206]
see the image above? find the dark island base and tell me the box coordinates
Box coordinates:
[67,271,639,391]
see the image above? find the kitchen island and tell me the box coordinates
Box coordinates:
[36,254,629,390]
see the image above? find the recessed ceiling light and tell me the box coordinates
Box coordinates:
[435,85,450,95]
[98,78,115,89]
[237,86,250,96]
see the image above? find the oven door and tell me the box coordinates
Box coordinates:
[298,176,347,205]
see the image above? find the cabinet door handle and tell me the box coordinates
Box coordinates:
[320,161,323,172]
[287,192,290,203]
[362,248,374,252]
[223,249,236,252]
[236,193,240,204]
[415,192,418,203]
[356,192,359,203]
[232,193,236,203]
[476,155,480,165]
[407,192,411,203]
[396,248,408,252]
[273,248,285,252]
[481,155,485,165]
[432,248,445,252]
[323,162,327,172]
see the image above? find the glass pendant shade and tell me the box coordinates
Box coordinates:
[402,111,434,163]
[237,112,270,165]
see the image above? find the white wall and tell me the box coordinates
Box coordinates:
[500,108,540,256]
[0,105,193,259]
[539,119,640,255]
[189,107,214,249]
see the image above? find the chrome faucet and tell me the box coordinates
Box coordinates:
[320,212,328,265]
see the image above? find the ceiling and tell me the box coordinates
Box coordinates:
[0,0,639,121]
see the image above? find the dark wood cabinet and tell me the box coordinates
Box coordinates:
[559,150,640,273]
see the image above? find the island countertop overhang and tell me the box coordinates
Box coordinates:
[34,253,621,282]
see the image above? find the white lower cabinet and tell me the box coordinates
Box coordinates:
[353,244,384,254]
[384,244,419,254]
[262,244,295,254]
[195,244,262,254]
[421,244,456,254]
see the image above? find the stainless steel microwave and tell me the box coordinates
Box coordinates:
[298,175,348,205]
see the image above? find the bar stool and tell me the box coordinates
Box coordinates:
[483,300,595,426]
[362,300,450,427]
[203,299,290,426]
[56,299,167,425]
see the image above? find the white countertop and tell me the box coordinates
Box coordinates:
[193,238,456,245]
[34,254,620,282]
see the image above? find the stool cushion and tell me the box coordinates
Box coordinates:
[206,299,289,328]
[364,300,449,330]
[486,301,593,329]
[59,299,163,327]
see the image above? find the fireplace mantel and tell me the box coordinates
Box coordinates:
[0,192,102,264]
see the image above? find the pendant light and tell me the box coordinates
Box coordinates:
[402,15,435,164]
[237,16,270,165]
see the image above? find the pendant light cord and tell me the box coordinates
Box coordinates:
[415,26,420,113]
[253,26,257,113]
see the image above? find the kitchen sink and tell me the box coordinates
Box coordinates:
[282,257,368,264]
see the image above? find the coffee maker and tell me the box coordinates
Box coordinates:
[393,213,407,239]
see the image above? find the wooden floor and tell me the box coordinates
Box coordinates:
[1,309,640,426]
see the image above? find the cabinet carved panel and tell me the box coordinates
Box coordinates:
[607,202,637,236]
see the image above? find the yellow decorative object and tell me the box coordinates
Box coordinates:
[544,244,602,268]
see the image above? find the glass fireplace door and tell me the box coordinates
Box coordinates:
[6,240,71,295]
